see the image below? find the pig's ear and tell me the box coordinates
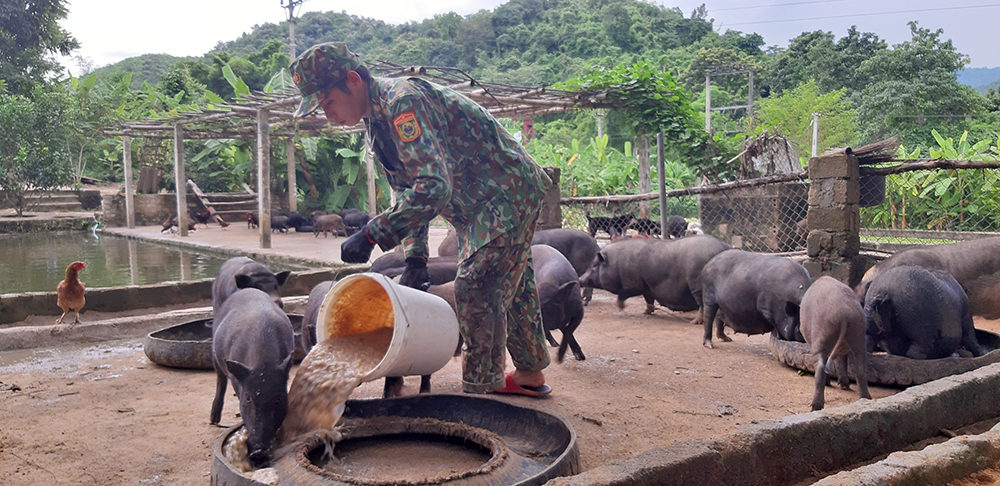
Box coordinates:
[597,252,607,264]
[234,275,253,289]
[226,360,251,381]
[275,271,292,286]
[280,354,293,373]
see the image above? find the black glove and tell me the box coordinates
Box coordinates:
[340,223,376,263]
[398,256,431,292]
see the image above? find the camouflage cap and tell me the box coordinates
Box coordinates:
[289,42,362,118]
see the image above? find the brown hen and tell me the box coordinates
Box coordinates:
[56,261,86,324]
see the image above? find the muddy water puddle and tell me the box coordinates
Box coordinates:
[0,338,142,373]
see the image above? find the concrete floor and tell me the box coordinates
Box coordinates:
[102,222,452,267]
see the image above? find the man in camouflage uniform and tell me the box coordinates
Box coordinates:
[290,42,552,395]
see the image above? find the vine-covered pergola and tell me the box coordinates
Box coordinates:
[105,60,616,249]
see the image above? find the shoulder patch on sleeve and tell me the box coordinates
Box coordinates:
[393,111,421,143]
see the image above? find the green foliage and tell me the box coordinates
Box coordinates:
[761,26,886,99]
[560,60,729,180]
[525,135,696,199]
[0,88,72,216]
[754,80,857,157]
[296,134,391,214]
[91,54,197,89]
[0,0,79,95]
[856,22,984,148]
[861,130,1000,232]
[189,140,253,192]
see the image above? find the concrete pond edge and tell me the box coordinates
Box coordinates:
[0,227,371,327]
[546,362,1000,486]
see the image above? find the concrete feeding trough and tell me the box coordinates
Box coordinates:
[212,394,579,486]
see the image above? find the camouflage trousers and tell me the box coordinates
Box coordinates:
[454,212,551,393]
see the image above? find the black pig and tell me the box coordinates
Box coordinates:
[580,235,729,321]
[212,257,291,315]
[210,288,294,467]
[701,250,811,349]
[533,244,586,362]
[532,228,600,305]
[301,280,335,354]
[865,265,983,359]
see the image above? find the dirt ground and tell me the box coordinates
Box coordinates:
[3,290,999,485]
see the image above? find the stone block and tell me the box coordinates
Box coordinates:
[810,179,860,207]
[807,154,859,180]
[807,206,859,233]
[806,230,832,258]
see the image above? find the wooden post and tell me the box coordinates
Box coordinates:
[705,74,711,133]
[286,138,297,212]
[638,134,651,220]
[174,124,188,237]
[123,135,135,229]
[257,109,271,249]
[657,132,667,237]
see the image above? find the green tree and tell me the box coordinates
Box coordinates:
[856,22,983,147]
[560,61,730,180]
[0,87,72,216]
[754,80,857,158]
[0,0,79,95]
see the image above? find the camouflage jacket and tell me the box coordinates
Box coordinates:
[364,76,551,260]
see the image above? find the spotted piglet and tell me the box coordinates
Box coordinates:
[799,276,871,411]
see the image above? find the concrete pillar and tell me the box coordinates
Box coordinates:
[803,153,863,286]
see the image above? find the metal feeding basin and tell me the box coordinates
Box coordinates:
[212,394,579,486]
[771,329,1000,387]
[143,314,306,369]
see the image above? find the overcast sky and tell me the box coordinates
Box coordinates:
[58,0,1000,76]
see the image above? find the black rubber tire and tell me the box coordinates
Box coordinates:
[214,394,579,486]
[769,329,1000,387]
[144,314,306,370]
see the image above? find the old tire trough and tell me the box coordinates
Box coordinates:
[769,329,1000,386]
[213,394,579,485]
[144,314,307,369]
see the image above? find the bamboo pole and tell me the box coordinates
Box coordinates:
[657,132,667,237]
[257,109,271,249]
[862,159,1000,176]
[562,172,808,205]
[122,135,135,229]
[174,124,188,237]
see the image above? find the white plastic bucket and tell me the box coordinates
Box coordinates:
[315,273,460,381]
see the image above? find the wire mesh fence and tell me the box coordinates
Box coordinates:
[560,178,811,254]
[860,166,1000,252]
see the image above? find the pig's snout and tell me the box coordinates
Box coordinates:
[248,448,270,466]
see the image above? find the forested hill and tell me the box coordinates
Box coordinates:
[92,53,199,89]
[122,0,719,88]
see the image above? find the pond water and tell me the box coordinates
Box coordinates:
[0,232,311,294]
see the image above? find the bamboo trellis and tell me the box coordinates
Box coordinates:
[104,60,619,247]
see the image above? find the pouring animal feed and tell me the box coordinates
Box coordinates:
[220,273,460,480]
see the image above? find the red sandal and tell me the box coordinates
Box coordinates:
[492,373,552,397]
